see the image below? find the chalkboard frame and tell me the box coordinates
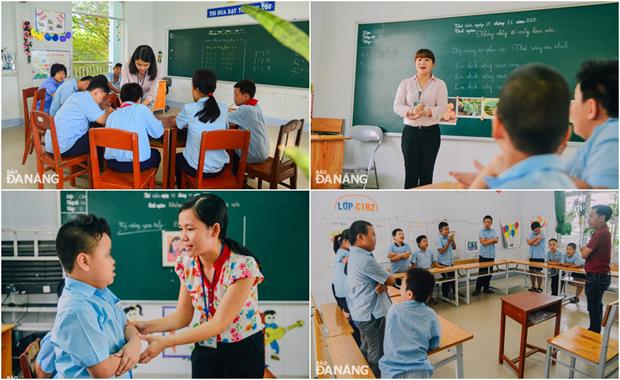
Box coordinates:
[165,19,310,89]
[350,3,617,140]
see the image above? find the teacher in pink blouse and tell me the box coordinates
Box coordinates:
[393,49,448,188]
[121,45,163,107]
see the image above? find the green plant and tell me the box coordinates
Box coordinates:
[240,5,309,61]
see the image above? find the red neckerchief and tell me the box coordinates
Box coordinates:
[119,102,134,108]
[196,243,231,317]
[245,99,259,106]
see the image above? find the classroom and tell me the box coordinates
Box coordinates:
[312,190,619,378]
[1,1,309,190]
[310,1,618,190]
[1,190,310,378]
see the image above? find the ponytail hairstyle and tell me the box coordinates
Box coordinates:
[192,70,220,123]
[179,193,259,266]
[332,229,350,254]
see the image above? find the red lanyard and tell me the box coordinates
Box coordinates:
[196,243,231,318]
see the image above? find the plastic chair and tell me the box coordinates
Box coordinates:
[88,128,157,189]
[245,119,304,189]
[181,129,250,189]
[30,111,90,189]
[544,301,618,378]
[342,125,383,189]
[18,338,40,378]
[21,88,46,165]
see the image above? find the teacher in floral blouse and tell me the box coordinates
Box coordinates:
[135,194,265,378]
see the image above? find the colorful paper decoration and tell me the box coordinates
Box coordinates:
[501,219,521,249]
[22,21,33,63]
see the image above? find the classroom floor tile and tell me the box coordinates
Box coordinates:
[429,277,618,378]
[1,116,309,189]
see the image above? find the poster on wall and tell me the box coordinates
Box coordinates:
[500,219,521,249]
[35,9,66,34]
[162,231,182,267]
[31,50,71,85]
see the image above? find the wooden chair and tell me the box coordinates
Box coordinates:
[311,117,344,134]
[544,300,618,378]
[18,338,40,378]
[21,88,46,165]
[152,80,167,113]
[168,117,187,188]
[30,111,90,189]
[88,128,158,189]
[245,119,304,189]
[181,129,250,189]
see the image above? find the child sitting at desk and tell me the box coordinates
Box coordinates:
[50,76,93,116]
[562,242,585,303]
[410,235,438,305]
[38,63,67,114]
[379,268,440,378]
[388,228,412,275]
[546,238,564,296]
[104,83,164,172]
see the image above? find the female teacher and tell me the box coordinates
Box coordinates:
[393,49,448,189]
[134,194,265,378]
[121,45,162,106]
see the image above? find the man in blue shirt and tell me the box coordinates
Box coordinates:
[379,268,440,378]
[347,220,397,377]
[436,221,457,298]
[387,228,411,274]
[47,75,114,158]
[38,63,67,113]
[107,63,123,93]
[473,215,499,296]
[105,83,164,172]
[50,214,141,378]
[564,60,618,189]
[49,76,92,116]
[527,221,546,292]
[466,64,576,189]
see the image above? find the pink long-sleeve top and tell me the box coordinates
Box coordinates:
[393,74,448,127]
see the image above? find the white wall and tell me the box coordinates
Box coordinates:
[310,190,557,305]
[147,1,309,121]
[311,1,586,188]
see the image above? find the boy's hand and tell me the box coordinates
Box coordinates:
[375,283,387,294]
[138,332,168,364]
[449,160,485,187]
[132,320,152,334]
[114,337,141,376]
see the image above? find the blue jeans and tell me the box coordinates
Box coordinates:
[585,273,611,333]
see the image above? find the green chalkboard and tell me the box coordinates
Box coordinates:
[59,191,309,301]
[353,3,618,138]
[168,21,309,88]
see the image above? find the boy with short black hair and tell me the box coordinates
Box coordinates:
[50,214,140,378]
[228,79,270,166]
[473,215,499,296]
[388,228,412,274]
[527,221,546,292]
[379,268,441,378]
[562,243,585,303]
[468,64,575,189]
[546,238,564,296]
[104,82,164,172]
[50,76,93,116]
[436,221,456,298]
[410,235,438,304]
[347,220,397,377]
[39,63,67,113]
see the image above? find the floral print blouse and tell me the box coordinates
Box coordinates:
[175,244,264,343]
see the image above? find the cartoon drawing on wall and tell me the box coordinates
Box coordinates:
[35,9,66,34]
[465,240,479,254]
[264,310,304,361]
[501,219,521,249]
[123,304,143,322]
[162,231,183,267]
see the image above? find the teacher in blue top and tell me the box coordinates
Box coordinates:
[121,45,162,107]
[394,49,448,189]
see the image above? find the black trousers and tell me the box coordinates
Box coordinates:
[441,272,455,297]
[550,275,559,296]
[106,148,161,172]
[585,273,611,333]
[331,284,362,347]
[191,331,265,378]
[62,131,104,170]
[175,153,224,189]
[401,124,441,189]
[475,256,494,291]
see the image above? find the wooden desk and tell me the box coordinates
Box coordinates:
[393,265,461,306]
[499,292,562,378]
[391,295,474,377]
[322,334,374,378]
[319,303,354,338]
[2,324,15,378]
[459,259,511,304]
[311,134,350,189]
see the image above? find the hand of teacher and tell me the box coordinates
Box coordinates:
[138,332,167,364]
[131,320,152,334]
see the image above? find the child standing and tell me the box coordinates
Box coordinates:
[388,228,412,274]
[527,221,546,293]
[473,215,499,296]
[546,238,564,296]
[331,229,361,346]
[435,222,456,298]
[379,268,441,378]
[347,220,397,377]
[410,235,438,305]
[562,242,585,303]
